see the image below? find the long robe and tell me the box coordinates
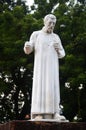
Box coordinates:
[24,29,65,119]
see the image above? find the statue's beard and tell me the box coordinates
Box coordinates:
[42,26,54,33]
[47,27,54,33]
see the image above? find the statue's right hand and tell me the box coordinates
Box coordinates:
[24,41,30,47]
[24,42,32,54]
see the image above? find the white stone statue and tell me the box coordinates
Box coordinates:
[24,14,67,122]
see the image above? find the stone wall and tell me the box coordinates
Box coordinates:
[0,120,86,130]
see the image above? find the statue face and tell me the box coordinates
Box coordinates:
[45,18,56,33]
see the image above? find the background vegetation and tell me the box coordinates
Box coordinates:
[0,0,86,123]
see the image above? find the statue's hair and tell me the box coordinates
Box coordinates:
[44,14,56,24]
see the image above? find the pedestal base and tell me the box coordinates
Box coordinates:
[30,119,69,122]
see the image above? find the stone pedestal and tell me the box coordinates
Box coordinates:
[0,120,86,130]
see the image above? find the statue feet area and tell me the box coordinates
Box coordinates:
[31,113,69,122]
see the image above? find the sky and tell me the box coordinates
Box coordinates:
[25,0,34,6]
[25,0,78,7]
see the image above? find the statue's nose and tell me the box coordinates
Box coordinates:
[51,22,55,27]
[51,23,54,26]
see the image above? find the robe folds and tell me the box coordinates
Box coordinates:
[24,29,65,119]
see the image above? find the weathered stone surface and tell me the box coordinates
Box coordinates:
[0,120,86,130]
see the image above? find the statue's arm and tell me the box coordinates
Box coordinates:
[54,35,65,58]
[24,32,35,55]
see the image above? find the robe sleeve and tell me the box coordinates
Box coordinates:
[24,32,35,54]
[55,35,66,59]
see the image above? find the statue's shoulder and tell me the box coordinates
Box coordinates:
[31,30,41,37]
[53,33,61,41]
[53,33,59,38]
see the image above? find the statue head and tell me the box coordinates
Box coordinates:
[43,14,56,33]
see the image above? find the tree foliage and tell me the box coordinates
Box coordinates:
[0,0,86,123]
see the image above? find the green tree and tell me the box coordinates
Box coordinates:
[0,0,37,122]
[54,3,86,121]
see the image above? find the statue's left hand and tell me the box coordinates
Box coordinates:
[53,43,59,52]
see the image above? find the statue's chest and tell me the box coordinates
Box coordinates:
[35,33,54,49]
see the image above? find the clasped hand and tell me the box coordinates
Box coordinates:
[53,43,59,52]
